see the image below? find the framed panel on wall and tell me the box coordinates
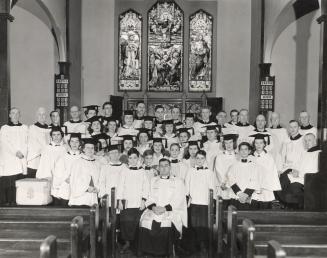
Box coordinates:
[189,10,213,92]
[147,0,184,92]
[118,9,142,92]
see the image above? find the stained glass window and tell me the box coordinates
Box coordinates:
[118,9,142,91]
[189,10,213,92]
[147,0,183,92]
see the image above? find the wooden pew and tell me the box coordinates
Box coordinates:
[208,189,214,258]
[241,219,255,258]
[90,204,99,258]
[101,194,110,258]
[40,235,57,258]
[70,216,84,258]
[110,187,117,258]
[0,207,89,258]
[267,240,287,258]
[220,202,327,257]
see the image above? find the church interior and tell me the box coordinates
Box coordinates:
[1,0,327,257]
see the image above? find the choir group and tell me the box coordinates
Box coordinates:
[0,101,320,255]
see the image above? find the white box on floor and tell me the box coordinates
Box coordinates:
[16,178,52,205]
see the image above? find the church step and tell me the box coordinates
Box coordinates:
[237,224,327,233]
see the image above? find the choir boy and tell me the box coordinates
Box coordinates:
[228,109,239,125]
[117,148,149,254]
[169,143,188,181]
[99,144,124,199]
[52,133,82,206]
[154,105,165,135]
[36,127,67,179]
[298,111,317,137]
[27,107,51,177]
[250,134,281,209]
[133,101,146,129]
[142,149,158,180]
[226,142,262,210]
[234,109,255,144]
[69,138,101,207]
[277,133,320,209]
[202,125,222,171]
[49,110,61,128]
[214,134,238,206]
[64,106,87,135]
[0,108,28,205]
[118,110,139,136]
[138,158,187,257]
[186,150,216,253]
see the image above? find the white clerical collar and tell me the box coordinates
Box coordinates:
[68,150,80,155]
[160,175,170,179]
[81,155,95,161]
[224,151,236,155]
[50,141,63,147]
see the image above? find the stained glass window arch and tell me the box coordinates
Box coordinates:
[118,9,142,91]
[189,9,213,92]
[147,0,184,92]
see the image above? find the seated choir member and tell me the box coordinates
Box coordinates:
[87,116,104,138]
[298,111,317,137]
[119,135,135,164]
[36,127,67,180]
[99,144,124,199]
[169,143,188,181]
[163,119,178,149]
[249,114,275,154]
[250,133,281,209]
[186,150,216,253]
[138,158,187,257]
[117,148,149,254]
[268,112,289,172]
[202,125,222,171]
[52,133,82,206]
[64,106,87,135]
[171,105,184,130]
[154,105,165,135]
[102,101,118,126]
[215,111,229,134]
[133,101,146,129]
[226,142,262,210]
[0,108,28,206]
[194,106,215,137]
[276,133,320,209]
[118,110,139,136]
[234,109,255,144]
[177,128,191,158]
[281,120,305,171]
[143,116,154,139]
[151,138,168,166]
[228,109,239,125]
[93,133,109,165]
[106,118,120,145]
[142,149,158,180]
[184,113,200,139]
[27,107,51,178]
[183,140,200,168]
[136,128,151,155]
[214,134,238,208]
[69,138,100,207]
[83,105,99,122]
